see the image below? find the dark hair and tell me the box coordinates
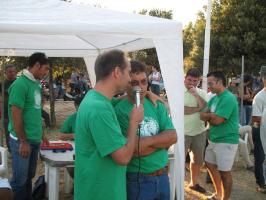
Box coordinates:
[130,60,146,74]
[5,64,15,73]
[74,95,84,106]
[244,74,253,83]
[186,68,200,78]
[207,71,226,86]
[94,50,127,82]
[28,52,49,68]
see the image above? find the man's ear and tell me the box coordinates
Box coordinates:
[113,66,121,79]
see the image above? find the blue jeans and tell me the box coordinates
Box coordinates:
[9,137,40,200]
[126,172,170,200]
[241,105,252,125]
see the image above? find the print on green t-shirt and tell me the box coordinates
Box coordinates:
[8,75,42,142]
[74,90,127,200]
[208,90,239,144]
[115,98,175,173]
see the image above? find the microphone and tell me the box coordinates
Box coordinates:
[132,86,141,107]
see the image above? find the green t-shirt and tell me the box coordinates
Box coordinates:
[208,90,239,144]
[74,90,127,200]
[115,98,175,173]
[60,112,77,134]
[8,74,42,142]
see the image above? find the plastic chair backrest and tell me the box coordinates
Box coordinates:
[0,146,8,174]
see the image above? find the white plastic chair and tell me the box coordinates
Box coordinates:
[0,146,8,175]
[235,133,249,162]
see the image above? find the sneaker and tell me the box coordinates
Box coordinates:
[206,193,219,200]
[189,184,206,194]
[257,185,266,193]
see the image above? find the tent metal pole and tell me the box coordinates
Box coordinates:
[240,55,244,125]
[0,61,4,146]
[202,0,212,92]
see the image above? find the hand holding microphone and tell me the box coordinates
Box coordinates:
[132,86,141,107]
[130,86,144,125]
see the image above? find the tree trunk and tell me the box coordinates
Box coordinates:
[49,64,56,127]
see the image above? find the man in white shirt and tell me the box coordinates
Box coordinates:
[252,65,266,193]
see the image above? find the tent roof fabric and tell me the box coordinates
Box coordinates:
[0,0,182,56]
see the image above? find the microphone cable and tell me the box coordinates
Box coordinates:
[136,124,141,200]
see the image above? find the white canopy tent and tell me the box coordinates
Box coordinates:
[0,0,184,199]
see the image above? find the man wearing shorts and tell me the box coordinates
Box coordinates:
[201,71,239,200]
[184,68,208,193]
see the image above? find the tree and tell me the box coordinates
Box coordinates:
[129,9,173,69]
[183,0,266,76]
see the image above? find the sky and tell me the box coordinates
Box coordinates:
[73,0,208,26]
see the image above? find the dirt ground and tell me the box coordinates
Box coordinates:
[3,100,266,200]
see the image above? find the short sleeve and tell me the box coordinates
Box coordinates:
[252,95,263,117]
[90,111,126,157]
[199,89,209,102]
[60,116,72,133]
[8,81,26,109]
[157,102,175,131]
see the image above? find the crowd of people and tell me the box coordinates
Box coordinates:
[0,49,265,200]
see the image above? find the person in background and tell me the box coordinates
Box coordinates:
[251,66,266,194]
[0,64,17,152]
[115,60,177,200]
[241,74,253,125]
[58,95,83,141]
[70,69,79,94]
[8,52,50,200]
[149,65,161,95]
[74,50,143,200]
[184,68,208,194]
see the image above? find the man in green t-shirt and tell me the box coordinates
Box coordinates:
[200,71,239,200]
[74,50,144,200]
[8,52,50,200]
[115,60,177,200]
[59,95,83,141]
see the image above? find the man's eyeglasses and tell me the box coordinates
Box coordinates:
[130,79,148,86]
[207,80,219,87]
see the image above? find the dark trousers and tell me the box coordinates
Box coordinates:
[41,109,51,128]
[252,127,265,187]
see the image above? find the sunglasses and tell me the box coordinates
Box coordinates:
[130,79,148,86]
[207,80,219,87]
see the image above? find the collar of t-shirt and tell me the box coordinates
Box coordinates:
[22,69,39,82]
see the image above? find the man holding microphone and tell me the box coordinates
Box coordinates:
[115,60,177,200]
[74,50,143,200]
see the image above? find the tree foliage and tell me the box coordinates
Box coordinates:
[183,0,266,76]
[129,9,173,69]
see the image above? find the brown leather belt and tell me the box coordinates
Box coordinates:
[145,166,169,177]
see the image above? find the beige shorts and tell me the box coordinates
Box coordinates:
[205,142,238,171]
[185,132,206,165]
